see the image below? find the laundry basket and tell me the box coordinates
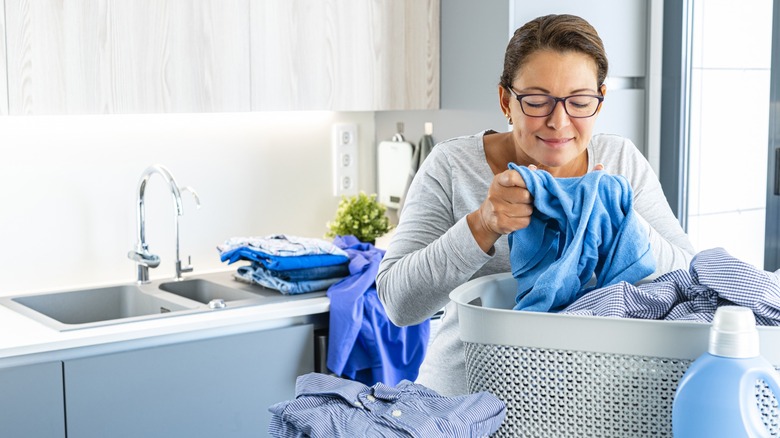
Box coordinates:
[450,272,780,437]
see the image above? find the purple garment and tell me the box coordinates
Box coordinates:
[327,235,430,386]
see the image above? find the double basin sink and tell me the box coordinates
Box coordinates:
[0,272,327,331]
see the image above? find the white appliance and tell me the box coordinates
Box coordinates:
[377,139,414,209]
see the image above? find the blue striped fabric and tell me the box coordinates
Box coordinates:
[561,247,780,324]
[268,373,506,437]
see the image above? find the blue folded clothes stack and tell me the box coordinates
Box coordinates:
[217,234,350,295]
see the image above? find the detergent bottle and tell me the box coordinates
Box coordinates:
[672,306,780,437]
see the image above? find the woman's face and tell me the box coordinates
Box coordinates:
[501,50,605,175]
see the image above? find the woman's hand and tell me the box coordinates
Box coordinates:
[467,167,534,254]
[466,163,605,254]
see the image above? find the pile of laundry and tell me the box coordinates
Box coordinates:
[561,247,780,325]
[217,234,350,294]
[506,164,780,325]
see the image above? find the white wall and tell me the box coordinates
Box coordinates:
[0,111,375,294]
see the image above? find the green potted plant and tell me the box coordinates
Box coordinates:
[326,192,392,244]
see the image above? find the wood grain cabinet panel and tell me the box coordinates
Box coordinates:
[5,0,251,115]
[250,0,440,111]
[2,0,438,114]
[0,0,7,116]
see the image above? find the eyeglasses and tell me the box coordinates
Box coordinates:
[507,88,604,118]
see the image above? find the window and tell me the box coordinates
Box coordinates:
[684,0,774,267]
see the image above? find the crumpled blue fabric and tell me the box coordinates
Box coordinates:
[561,247,780,324]
[327,235,429,387]
[508,164,656,312]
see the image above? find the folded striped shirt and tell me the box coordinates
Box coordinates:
[268,373,506,438]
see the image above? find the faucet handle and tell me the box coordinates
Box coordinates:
[178,256,195,274]
[179,186,201,209]
[128,249,161,268]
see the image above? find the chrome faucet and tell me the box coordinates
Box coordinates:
[128,164,200,283]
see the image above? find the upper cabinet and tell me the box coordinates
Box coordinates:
[3,0,439,115]
[5,0,251,115]
[0,0,8,116]
[250,0,440,111]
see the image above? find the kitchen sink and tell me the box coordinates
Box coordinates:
[0,272,329,332]
[0,285,199,331]
[159,279,260,304]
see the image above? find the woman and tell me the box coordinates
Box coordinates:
[376,14,695,396]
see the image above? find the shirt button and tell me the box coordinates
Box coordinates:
[366,395,376,402]
[391,409,402,417]
[354,401,363,407]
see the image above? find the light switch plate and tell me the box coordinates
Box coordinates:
[332,123,358,197]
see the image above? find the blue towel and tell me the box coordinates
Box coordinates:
[327,235,429,386]
[507,164,655,312]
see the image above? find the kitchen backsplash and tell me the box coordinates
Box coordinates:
[0,111,375,295]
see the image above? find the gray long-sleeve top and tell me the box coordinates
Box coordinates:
[376,131,696,396]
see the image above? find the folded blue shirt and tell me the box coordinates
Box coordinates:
[218,234,348,257]
[217,234,350,271]
[234,263,346,295]
[268,373,506,438]
[219,247,349,271]
[508,164,656,312]
[265,263,350,282]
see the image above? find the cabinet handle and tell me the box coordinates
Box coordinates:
[776,148,780,195]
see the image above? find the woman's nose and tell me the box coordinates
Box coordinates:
[546,100,571,129]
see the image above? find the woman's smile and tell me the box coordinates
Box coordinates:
[538,136,573,148]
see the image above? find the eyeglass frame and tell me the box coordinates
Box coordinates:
[506,86,605,119]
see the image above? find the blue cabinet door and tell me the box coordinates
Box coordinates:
[64,324,314,438]
[0,361,66,438]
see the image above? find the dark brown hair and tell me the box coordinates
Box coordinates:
[500,14,608,90]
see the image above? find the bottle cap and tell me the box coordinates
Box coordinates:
[709,306,759,358]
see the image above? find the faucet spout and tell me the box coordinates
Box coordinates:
[174,186,201,279]
[129,164,198,283]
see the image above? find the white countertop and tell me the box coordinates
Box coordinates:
[0,270,330,366]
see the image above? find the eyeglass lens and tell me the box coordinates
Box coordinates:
[521,95,600,118]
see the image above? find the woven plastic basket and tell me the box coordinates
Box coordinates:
[449,272,780,437]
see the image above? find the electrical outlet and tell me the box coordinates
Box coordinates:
[332,123,358,197]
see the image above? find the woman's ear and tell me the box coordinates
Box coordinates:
[499,85,512,117]
[595,83,607,115]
